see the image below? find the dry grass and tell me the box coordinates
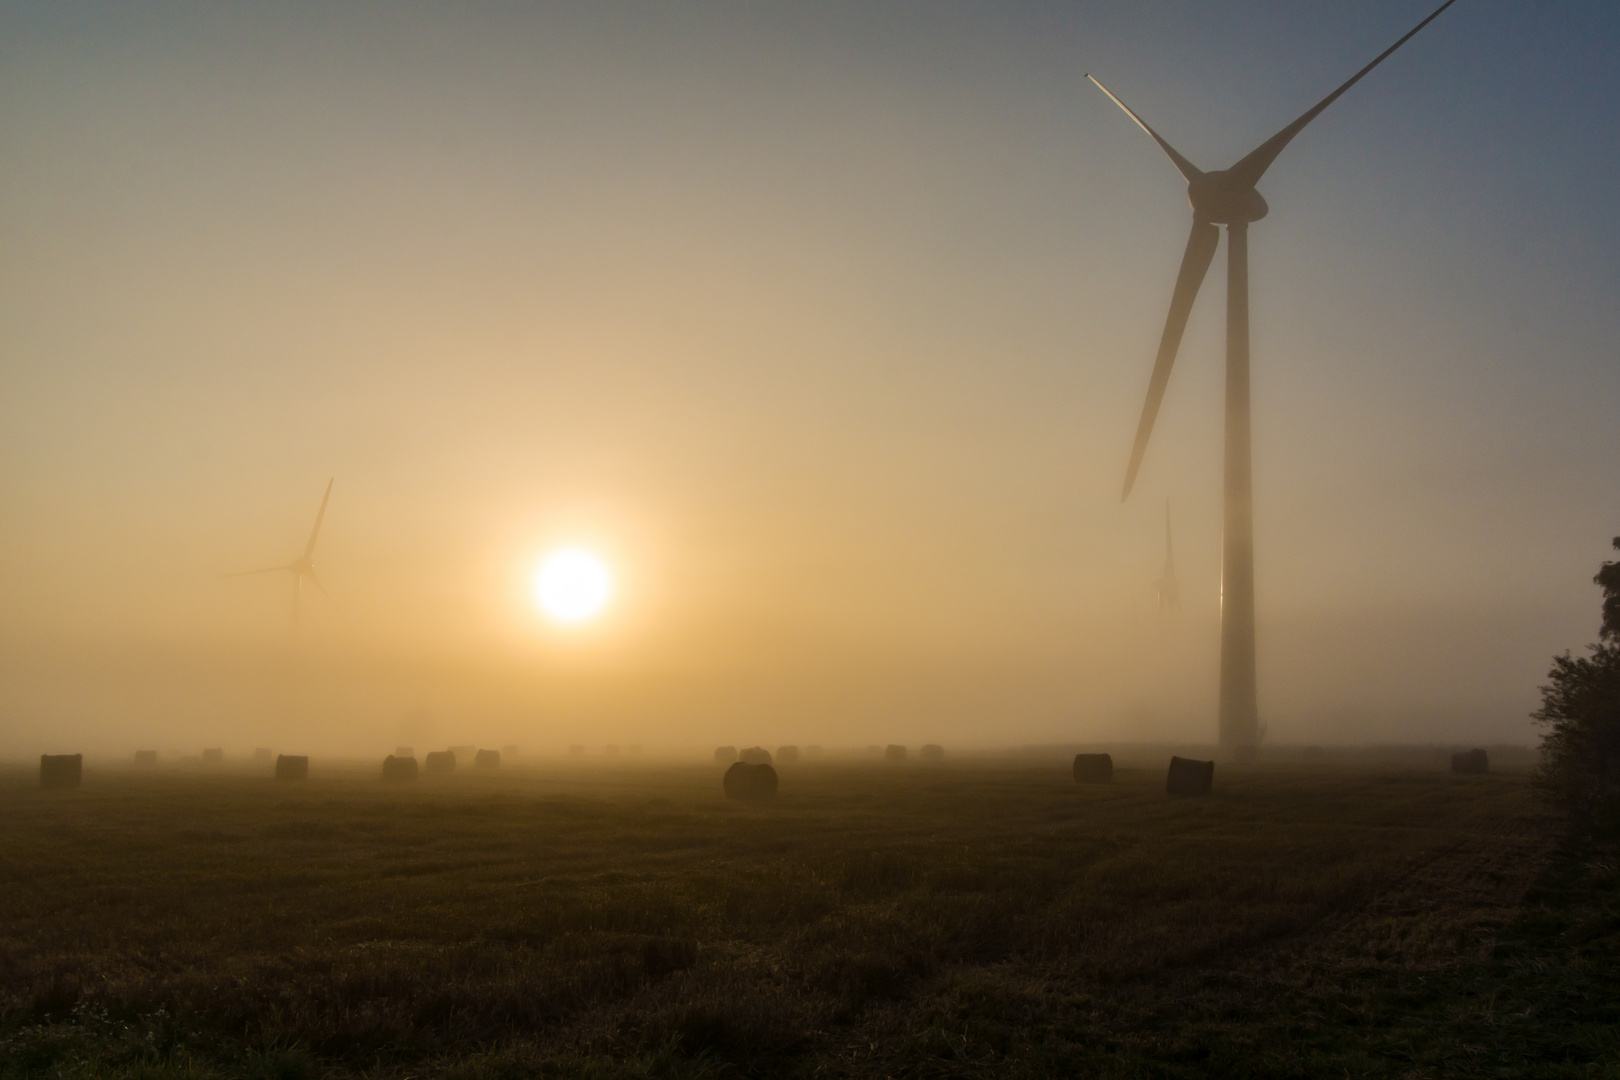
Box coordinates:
[0,756,1610,1078]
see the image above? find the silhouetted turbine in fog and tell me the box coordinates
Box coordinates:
[226,477,336,630]
[1090,0,1456,755]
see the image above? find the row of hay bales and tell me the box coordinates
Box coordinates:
[381,747,502,781]
[33,744,1499,792]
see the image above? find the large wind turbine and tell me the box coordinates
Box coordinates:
[226,478,336,629]
[1091,1,1455,756]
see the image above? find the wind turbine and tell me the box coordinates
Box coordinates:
[1090,1,1455,756]
[226,478,336,630]
[1154,500,1179,612]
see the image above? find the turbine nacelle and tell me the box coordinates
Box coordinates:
[1187,172,1268,225]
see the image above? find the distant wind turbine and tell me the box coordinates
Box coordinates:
[226,477,336,629]
[1090,1,1456,755]
[1154,500,1179,612]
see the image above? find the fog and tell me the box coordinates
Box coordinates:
[3,2,1618,758]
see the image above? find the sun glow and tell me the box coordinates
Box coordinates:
[533,547,614,624]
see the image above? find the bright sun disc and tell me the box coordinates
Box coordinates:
[533,548,614,624]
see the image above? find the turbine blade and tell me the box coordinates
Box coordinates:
[223,565,293,579]
[304,569,338,612]
[1086,74,1205,183]
[1226,0,1457,190]
[303,477,334,561]
[1122,219,1220,501]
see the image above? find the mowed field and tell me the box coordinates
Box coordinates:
[0,756,1615,1079]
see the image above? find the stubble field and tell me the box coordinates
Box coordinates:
[0,754,1615,1078]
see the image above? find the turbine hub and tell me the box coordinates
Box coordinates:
[1187,171,1269,225]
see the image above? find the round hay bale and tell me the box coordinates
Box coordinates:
[134,750,157,767]
[1451,748,1488,774]
[739,746,773,765]
[382,754,418,782]
[919,744,945,761]
[723,762,778,801]
[274,754,309,781]
[424,750,456,775]
[775,745,800,764]
[884,744,907,764]
[40,754,82,789]
[1166,755,1214,796]
[713,745,738,764]
[474,749,501,769]
[1073,753,1113,783]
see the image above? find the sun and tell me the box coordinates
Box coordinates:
[533,547,614,624]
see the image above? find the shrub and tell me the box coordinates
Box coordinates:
[1534,537,1620,836]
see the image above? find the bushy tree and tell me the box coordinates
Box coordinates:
[1533,538,1620,835]
[1600,536,1620,641]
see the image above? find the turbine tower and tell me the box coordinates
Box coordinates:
[1154,500,1179,612]
[226,477,336,630]
[1091,1,1455,756]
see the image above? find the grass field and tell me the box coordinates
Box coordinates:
[0,756,1614,1078]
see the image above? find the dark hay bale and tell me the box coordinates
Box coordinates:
[1452,748,1489,774]
[252,747,273,762]
[723,762,778,801]
[274,754,309,781]
[884,744,907,764]
[919,744,945,761]
[424,750,456,775]
[739,746,773,765]
[202,748,224,765]
[1073,753,1113,783]
[381,755,418,782]
[39,754,82,789]
[775,745,800,764]
[134,750,157,767]
[1166,755,1214,796]
[713,745,738,764]
[474,749,500,768]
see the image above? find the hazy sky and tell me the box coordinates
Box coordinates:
[2,1,1617,755]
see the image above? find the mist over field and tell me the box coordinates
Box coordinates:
[3,1,1619,759]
